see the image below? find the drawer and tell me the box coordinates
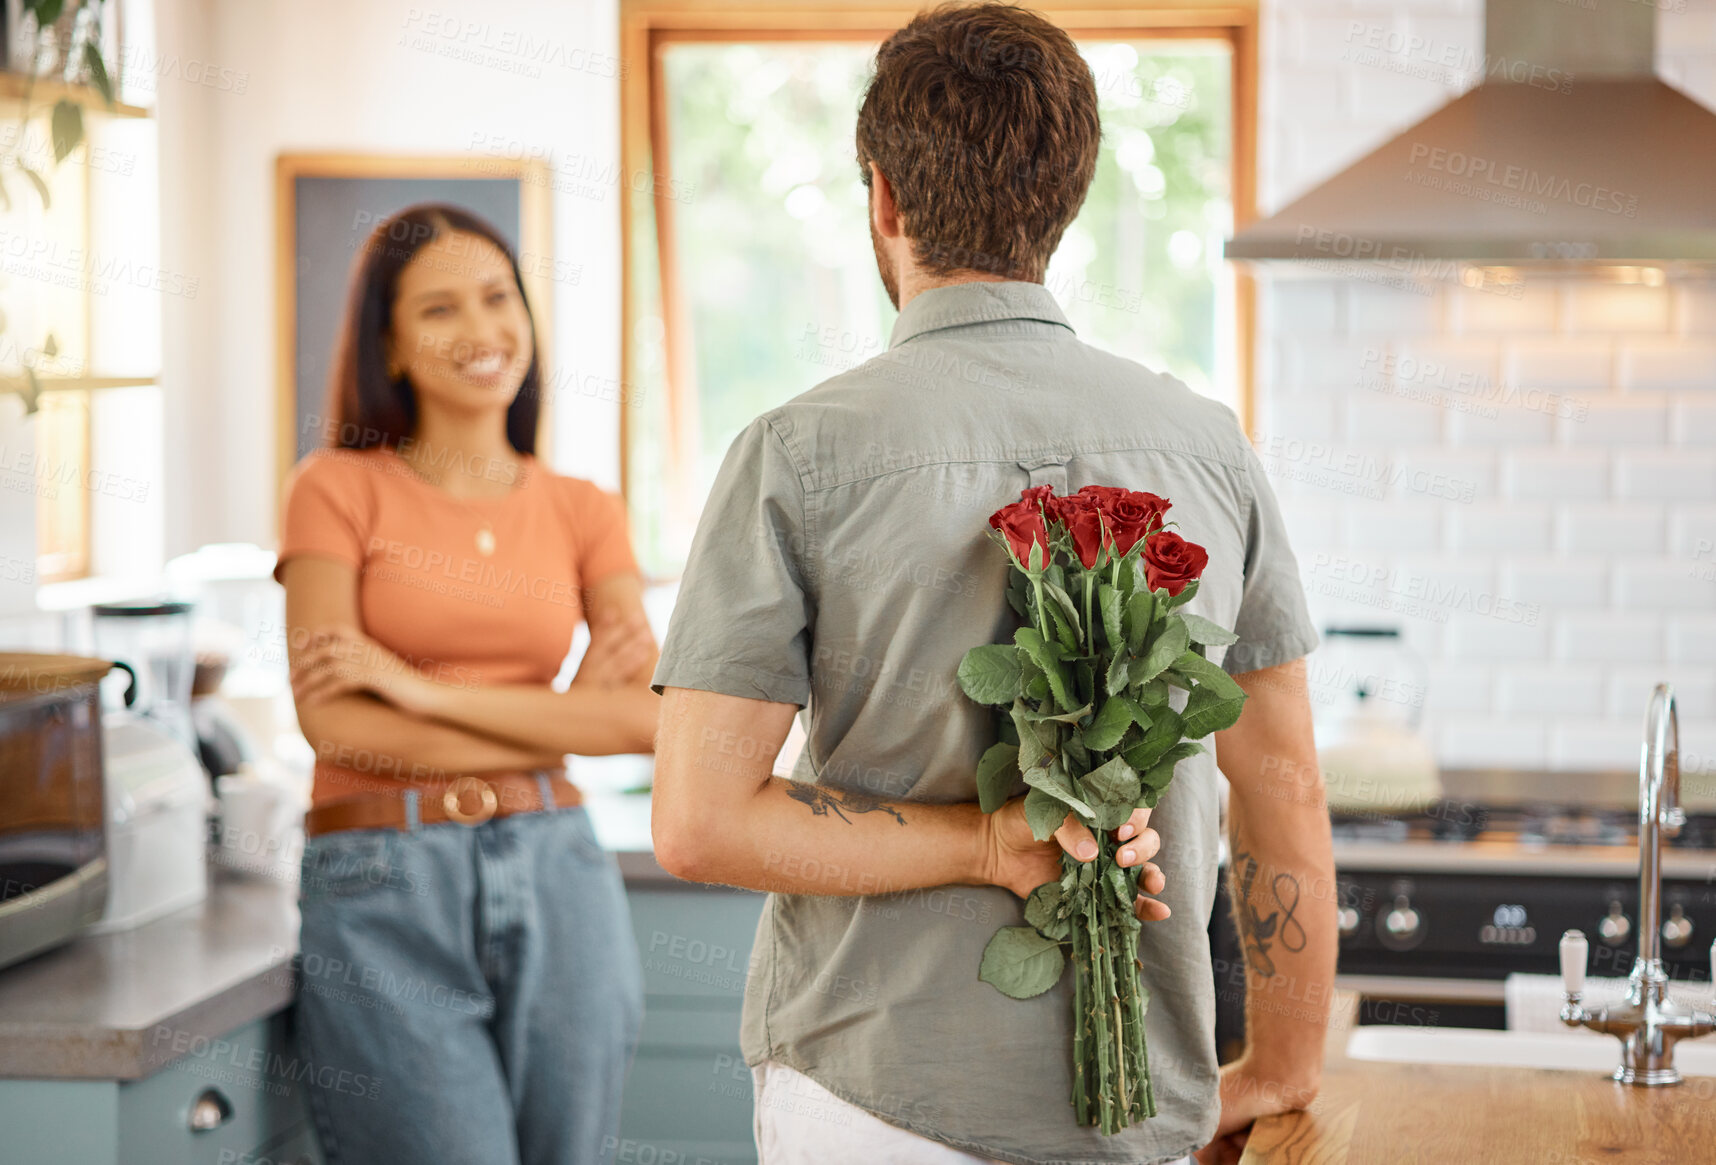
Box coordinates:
[118,1012,312,1165]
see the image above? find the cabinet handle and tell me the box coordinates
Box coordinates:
[188,1088,234,1132]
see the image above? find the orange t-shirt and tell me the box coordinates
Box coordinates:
[274,446,638,804]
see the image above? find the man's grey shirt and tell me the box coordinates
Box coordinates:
[653,281,1316,1165]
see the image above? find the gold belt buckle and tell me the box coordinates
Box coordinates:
[443,776,499,825]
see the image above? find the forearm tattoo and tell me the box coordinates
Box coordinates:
[787,782,907,826]
[1232,848,1307,978]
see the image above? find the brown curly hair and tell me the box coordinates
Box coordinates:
[856,3,1101,283]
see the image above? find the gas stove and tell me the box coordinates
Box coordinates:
[1210,768,1716,1049]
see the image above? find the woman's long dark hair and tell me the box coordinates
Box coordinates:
[324,203,541,454]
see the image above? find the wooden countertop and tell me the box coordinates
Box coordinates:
[1240,992,1716,1165]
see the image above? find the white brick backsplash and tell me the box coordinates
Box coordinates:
[1615,452,1716,501]
[1567,284,1673,334]
[1555,504,1665,555]
[1500,558,1608,608]
[1443,612,1550,661]
[1267,279,1341,336]
[1677,281,1716,334]
[1547,722,1642,771]
[1560,397,1670,446]
[1555,613,1664,662]
[1606,666,1716,722]
[1447,505,1551,553]
[1347,283,1442,334]
[1497,666,1605,717]
[1448,403,1555,447]
[1424,663,1493,715]
[1615,561,1716,611]
[1668,616,1716,665]
[1280,499,1342,553]
[1450,282,1559,334]
[1292,340,1380,393]
[1506,340,1616,394]
[1344,391,1442,443]
[1673,399,1716,444]
[1501,451,1610,501]
[1437,718,1547,767]
[1668,506,1716,559]
[1342,502,1440,552]
[1399,450,1496,502]
[1620,342,1716,393]
[1259,390,1340,444]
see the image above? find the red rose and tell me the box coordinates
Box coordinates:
[1051,492,1107,569]
[1077,485,1170,554]
[1143,531,1208,596]
[989,493,1051,570]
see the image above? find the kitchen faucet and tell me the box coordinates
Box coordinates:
[1559,684,1716,1085]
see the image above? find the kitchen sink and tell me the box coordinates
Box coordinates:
[1347,1025,1716,1076]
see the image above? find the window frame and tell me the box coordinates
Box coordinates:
[618,0,1260,513]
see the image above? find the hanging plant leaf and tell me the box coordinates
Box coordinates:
[83,42,114,106]
[51,100,84,164]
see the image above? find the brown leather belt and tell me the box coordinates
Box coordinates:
[305,771,583,838]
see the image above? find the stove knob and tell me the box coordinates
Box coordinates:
[1382,895,1421,942]
[1663,904,1695,950]
[1337,905,1360,937]
[1598,901,1631,946]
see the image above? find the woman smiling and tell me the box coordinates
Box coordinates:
[275,204,655,1165]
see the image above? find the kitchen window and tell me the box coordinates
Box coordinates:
[619,0,1259,576]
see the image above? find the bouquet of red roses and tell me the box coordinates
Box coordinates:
[956,484,1247,1132]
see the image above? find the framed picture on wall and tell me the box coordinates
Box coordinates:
[273,152,554,496]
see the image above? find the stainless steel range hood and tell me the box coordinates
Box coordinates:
[1226,0,1716,265]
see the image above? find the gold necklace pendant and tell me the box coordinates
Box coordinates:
[476,526,496,556]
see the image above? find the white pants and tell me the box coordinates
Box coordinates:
[751,1060,1196,1165]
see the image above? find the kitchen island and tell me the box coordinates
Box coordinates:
[1241,992,1716,1165]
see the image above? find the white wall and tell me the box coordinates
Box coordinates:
[155,0,626,555]
[1257,0,1716,768]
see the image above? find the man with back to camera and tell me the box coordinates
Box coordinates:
[648,4,1337,1164]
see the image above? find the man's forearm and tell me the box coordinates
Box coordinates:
[671,771,989,896]
[1216,660,1339,1095]
[1227,791,1337,1090]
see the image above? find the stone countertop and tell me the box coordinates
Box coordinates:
[0,871,299,1080]
[0,779,697,1081]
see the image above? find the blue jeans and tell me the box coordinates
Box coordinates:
[293,791,643,1165]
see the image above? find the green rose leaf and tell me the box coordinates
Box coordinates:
[1099,585,1125,655]
[1122,709,1185,771]
[1105,649,1132,698]
[1182,683,1248,739]
[1141,741,1204,792]
[1016,627,1076,712]
[1165,579,1200,609]
[958,644,1022,706]
[1125,590,1156,654]
[979,925,1066,999]
[1082,694,1150,753]
[1011,699,1053,772]
[1106,863,1134,911]
[1133,676,1170,705]
[1180,612,1239,648]
[1043,581,1083,640]
[1081,755,1142,831]
[1024,759,1095,820]
[1024,786,1069,841]
[1172,649,1245,701]
[975,741,1021,814]
[1134,617,1190,686]
[1025,880,1071,941]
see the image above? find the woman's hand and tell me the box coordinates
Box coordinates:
[978,799,1169,921]
[572,610,657,690]
[290,624,438,715]
[1194,1058,1320,1165]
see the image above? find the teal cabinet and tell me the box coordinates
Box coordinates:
[620,885,766,1165]
[0,1010,322,1165]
